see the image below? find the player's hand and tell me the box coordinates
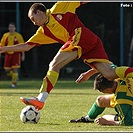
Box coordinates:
[95,115,120,126]
[95,117,108,125]
[76,69,98,83]
[76,71,89,83]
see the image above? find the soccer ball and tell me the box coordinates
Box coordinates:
[20,105,40,124]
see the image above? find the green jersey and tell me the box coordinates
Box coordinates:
[114,78,133,126]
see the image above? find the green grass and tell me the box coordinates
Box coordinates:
[0,79,133,131]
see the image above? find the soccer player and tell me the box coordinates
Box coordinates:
[0,2,133,110]
[0,22,25,88]
[69,74,133,126]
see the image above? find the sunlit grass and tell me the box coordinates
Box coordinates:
[0,79,133,131]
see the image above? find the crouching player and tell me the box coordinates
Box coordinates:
[69,74,133,126]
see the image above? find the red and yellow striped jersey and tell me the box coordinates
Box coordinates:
[26,2,86,45]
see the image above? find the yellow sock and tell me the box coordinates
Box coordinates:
[115,66,133,78]
[39,70,59,93]
[12,72,18,84]
[6,70,13,77]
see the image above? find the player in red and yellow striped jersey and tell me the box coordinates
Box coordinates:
[0,22,25,88]
[0,2,133,110]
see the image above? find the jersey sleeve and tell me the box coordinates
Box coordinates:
[26,27,58,46]
[0,35,5,46]
[0,33,9,46]
[115,103,133,126]
[17,33,25,43]
[50,2,84,14]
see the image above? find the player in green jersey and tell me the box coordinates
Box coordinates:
[69,73,133,126]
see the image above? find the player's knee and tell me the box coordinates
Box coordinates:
[49,60,56,69]
[96,96,106,107]
[49,60,61,72]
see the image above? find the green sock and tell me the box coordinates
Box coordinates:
[86,102,105,120]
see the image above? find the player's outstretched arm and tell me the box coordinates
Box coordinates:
[0,43,35,54]
[76,68,98,83]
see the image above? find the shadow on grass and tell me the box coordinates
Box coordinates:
[0,85,40,89]
[0,91,97,96]
[0,79,93,90]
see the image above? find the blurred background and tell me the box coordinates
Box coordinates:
[0,2,133,79]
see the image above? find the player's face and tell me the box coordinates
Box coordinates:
[28,10,48,26]
[8,24,16,34]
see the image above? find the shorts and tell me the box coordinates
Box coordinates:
[4,52,21,70]
[60,27,110,68]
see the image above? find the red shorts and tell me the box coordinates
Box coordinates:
[60,27,110,68]
[4,52,21,70]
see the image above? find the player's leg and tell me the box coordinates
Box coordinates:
[4,54,14,87]
[93,62,117,80]
[69,94,113,123]
[37,50,78,102]
[93,62,133,80]
[10,53,20,88]
[20,50,78,110]
[11,68,18,88]
[85,94,112,120]
[95,92,119,126]
[81,35,133,80]
[4,54,12,76]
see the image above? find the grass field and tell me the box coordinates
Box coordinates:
[0,79,133,132]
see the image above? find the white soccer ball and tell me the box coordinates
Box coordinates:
[20,105,40,124]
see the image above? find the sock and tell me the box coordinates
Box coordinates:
[85,116,95,122]
[115,66,133,79]
[12,72,18,84]
[86,102,105,121]
[37,92,48,102]
[38,70,59,102]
